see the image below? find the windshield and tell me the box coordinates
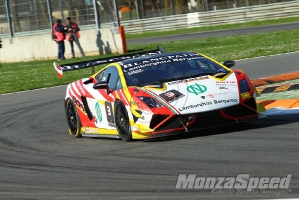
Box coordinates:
[122,53,229,87]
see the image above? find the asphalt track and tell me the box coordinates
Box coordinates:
[127,22,299,45]
[1,50,299,199]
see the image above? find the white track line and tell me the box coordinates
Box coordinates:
[235,50,299,61]
[2,51,299,96]
[0,85,65,96]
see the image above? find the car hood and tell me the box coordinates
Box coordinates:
[144,73,240,114]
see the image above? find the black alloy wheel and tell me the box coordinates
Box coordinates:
[65,98,82,138]
[115,101,132,142]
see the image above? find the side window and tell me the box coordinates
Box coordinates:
[101,66,123,91]
[95,71,105,82]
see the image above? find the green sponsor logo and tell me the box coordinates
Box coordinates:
[95,102,102,123]
[187,84,207,95]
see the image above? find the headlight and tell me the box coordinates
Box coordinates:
[137,96,163,108]
[239,78,251,93]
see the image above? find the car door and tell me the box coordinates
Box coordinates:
[89,66,123,129]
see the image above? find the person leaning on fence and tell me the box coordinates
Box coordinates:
[52,19,66,60]
[65,17,85,58]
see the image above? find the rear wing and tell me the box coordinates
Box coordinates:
[53,46,166,78]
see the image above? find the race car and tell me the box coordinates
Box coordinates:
[53,46,264,142]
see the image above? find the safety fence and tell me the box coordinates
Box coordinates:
[0,0,96,36]
[120,0,299,33]
[0,0,297,37]
[95,0,295,21]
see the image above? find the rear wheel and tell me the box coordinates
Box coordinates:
[115,101,132,142]
[65,98,82,138]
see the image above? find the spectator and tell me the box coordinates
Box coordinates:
[52,19,66,60]
[65,17,85,58]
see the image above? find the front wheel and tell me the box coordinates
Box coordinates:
[65,98,82,138]
[114,101,132,142]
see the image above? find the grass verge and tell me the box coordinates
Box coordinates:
[128,29,299,61]
[1,29,299,94]
[125,16,299,40]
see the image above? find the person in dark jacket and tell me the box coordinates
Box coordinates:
[65,17,85,58]
[52,19,66,60]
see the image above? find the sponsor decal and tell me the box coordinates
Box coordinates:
[216,81,236,84]
[187,84,207,95]
[95,102,102,123]
[85,127,101,134]
[127,69,143,75]
[175,174,292,195]
[72,96,86,113]
[216,81,237,87]
[214,99,237,104]
[159,90,185,102]
[219,87,228,90]
[122,54,207,75]
[240,92,251,99]
[179,101,212,111]
[167,76,209,85]
[123,53,204,69]
[105,101,115,127]
[206,94,215,98]
[206,92,229,98]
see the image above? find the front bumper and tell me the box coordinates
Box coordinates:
[143,98,259,138]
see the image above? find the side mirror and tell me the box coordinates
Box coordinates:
[93,73,111,94]
[93,81,108,90]
[223,60,235,68]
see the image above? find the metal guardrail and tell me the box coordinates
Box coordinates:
[120,1,299,34]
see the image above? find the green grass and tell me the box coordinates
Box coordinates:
[126,16,299,39]
[1,29,299,94]
[128,29,299,61]
[0,56,109,94]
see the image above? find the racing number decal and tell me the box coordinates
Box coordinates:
[105,101,115,126]
[159,90,185,102]
[106,105,111,116]
[164,92,176,100]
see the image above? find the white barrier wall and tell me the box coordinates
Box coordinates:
[1,1,298,63]
[122,1,299,33]
[0,28,123,63]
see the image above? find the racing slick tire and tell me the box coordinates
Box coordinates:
[65,98,82,138]
[114,101,132,142]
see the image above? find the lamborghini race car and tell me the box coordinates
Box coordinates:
[53,46,264,142]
